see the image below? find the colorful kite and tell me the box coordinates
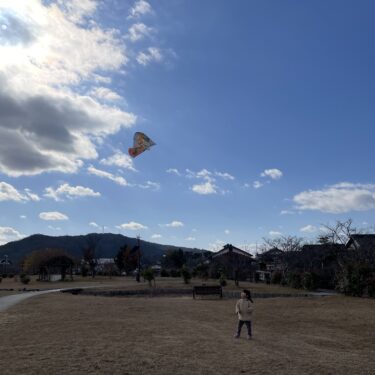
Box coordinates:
[128,132,156,158]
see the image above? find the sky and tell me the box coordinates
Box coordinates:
[1,0,375,252]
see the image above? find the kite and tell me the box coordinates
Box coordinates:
[128,132,156,158]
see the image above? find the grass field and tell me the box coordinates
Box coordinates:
[0,276,304,296]
[0,293,374,375]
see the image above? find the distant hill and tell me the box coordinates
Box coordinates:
[0,233,207,267]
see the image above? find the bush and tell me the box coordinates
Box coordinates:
[20,273,31,285]
[8,274,14,278]
[287,272,302,289]
[160,269,170,277]
[271,271,283,284]
[337,263,372,297]
[142,267,155,287]
[367,277,375,298]
[302,272,318,291]
[219,273,227,287]
[2,274,7,278]
[0,276,2,283]
[181,266,192,284]
[170,269,181,278]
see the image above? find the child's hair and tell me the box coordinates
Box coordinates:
[243,289,254,303]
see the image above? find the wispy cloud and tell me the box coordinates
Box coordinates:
[127,23,153,42]
[253,181,264,189]
[90,87,122,101]
[185,236,196,241]
[127,0,152,19]
[117,221,148,230]
[166,168,181,176]
[44,183,100,201]
[151,233,162,239]
[0,226,25,245]
[39,211,69,221]
[294,182,375,213]
[261,168,283,180]
[88,166,128,186]
[192,181,217,195]
[164,221,184,228]
[138,181,161,191]
[136,47,163,66]
[269,230,282,237]
[100,152,136,171]
[0,182,40,202]
[300,225,317,233]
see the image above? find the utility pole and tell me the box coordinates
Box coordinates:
[136,235,141,282]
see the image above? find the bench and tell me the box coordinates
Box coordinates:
[193,285,223,299]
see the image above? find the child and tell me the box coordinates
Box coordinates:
[234,289,253,340]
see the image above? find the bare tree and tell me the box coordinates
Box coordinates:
[320,219,359,245]
[262,235,304,253]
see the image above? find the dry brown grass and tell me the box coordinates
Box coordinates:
[0,293,374,375]
[0,276,303,296]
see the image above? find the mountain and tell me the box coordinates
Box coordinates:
[0,233,207,267]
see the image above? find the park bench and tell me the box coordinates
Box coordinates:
[193,285,223,299]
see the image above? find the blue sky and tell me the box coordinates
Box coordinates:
[1,0,375,251]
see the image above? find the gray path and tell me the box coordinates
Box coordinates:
[0,289,62,312]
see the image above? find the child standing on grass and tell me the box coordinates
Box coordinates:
[234,289,253,340]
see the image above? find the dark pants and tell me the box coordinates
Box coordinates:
[237,320,252,336]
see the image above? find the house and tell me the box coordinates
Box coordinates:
[211,244,254,282]
[346,234,375,251]
[346,234,375,264]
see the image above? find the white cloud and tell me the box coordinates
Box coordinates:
[44,183,101,201]
[90,87,122,101]
[88,166,128,186]
[166,168,181,176]
[224,229,230,235]
[185,236,195,241]
[261,169,283,180]
[48,225,61,231]
[138,181,160,190]
[151,233,162,239]
[127,0,152,19]
[127,23,153,42]
[24,189,41,201]
[89,222,99,227]
[136,47,163,66]
[215,172,235,180]
[165,221,184,228]
[0,182,27,202]
[192,181,217,195]
[118,221,147,230]
[0,226,25,245]
[0,1,136,177]
[20,215,27,219]
[100,152,136,171]
[294,183,375,213]
[300,225,317,233]
[208,240,225,252]
[269,231,282,237]
[39,211,69,221]
[253,181,264,189]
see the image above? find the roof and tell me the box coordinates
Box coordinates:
[212,244,253,259]
[346,234,375,250]
[301,244,345,252]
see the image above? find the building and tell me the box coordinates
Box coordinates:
[211,244,254,283]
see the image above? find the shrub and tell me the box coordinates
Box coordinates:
[2,274,7,278]
[367,277,375,298]
[181,266,192,284]
[160,269,170,277]
[0,276,2,283]
[20,273,31,285]
[170,269,181,277]
[142,267,155,287]
[302,272,318,291]
[287,272,302,289]
[219,273,227,287]
[271,271,283,284]
[8,274,14,278]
